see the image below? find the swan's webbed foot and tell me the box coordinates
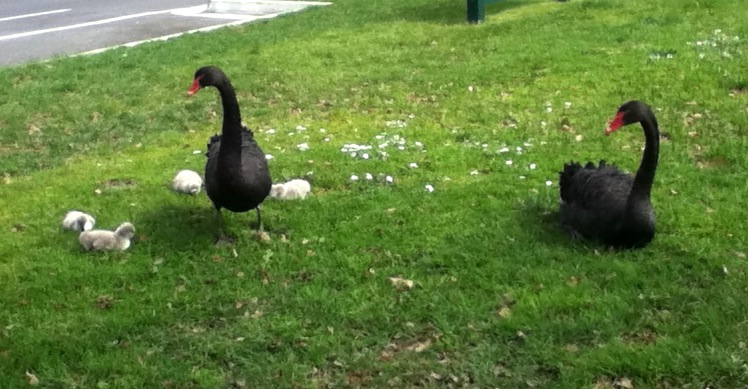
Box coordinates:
[214,232,235,247]
[248,207,273,242]
[213,208,234,246]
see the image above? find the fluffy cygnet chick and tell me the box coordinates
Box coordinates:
[62,210,96,232]
[269,179,311,200]
[79,222,135,251]
[172,169,203,195]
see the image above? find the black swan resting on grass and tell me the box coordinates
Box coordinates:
[187,66,272,243]
[558,100,660,249]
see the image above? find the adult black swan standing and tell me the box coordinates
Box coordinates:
[558,100,660,249]
[187,66,272,243]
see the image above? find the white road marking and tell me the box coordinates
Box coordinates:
[0,7,202,42]
[78,14,277,56]
[2,2,332,65]
[0,8,71,22]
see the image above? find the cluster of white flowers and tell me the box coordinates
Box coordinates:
[375,133,407,151]
[340,133,425,161]
[277,115,561,194]
[688,29,742,59]
[350,173,394,184]
[385,119,407,128]
[320,129,426,189]
[497,144,528,155]
[340,143,373,159]
[463,137,555,188]
[648,51,675,61]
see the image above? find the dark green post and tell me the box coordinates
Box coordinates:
[467,0,484,23]
[467,0,503,23]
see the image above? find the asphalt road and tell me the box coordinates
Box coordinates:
[0,0,267,66]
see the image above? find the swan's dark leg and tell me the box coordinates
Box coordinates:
[254,207,264,232]
[245,207,263,232]
[250,207,272,241]
[214,207,234,246]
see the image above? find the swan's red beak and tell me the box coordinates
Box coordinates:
[187,76,203,96]
[605,112,625,135]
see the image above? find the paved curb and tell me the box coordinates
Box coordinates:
[207,0,331,15]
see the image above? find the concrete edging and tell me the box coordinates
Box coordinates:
[207,0,331,15]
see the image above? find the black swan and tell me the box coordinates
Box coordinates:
[187,66,272,243]
[558,100,660,249]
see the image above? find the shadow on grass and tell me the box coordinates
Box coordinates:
[136,199,295,251]
[512,198,589,251]
[390,0,543,25]
[136,202,216,250]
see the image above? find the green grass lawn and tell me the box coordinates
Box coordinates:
[1,0,748,387]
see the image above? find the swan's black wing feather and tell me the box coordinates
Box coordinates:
[206,134,221,158]
[558,160,633,244]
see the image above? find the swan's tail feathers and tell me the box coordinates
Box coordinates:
[241,125,255,138]
[559,161,583,202]
[559,159,619,203]
[576,159,613,173]
[559,161,582,180]
[206,134,221,156]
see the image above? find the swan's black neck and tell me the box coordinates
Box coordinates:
[629,111,659,202]
[214,77,243,150]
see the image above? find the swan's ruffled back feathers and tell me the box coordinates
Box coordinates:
[205,126,257,156]
[559,160,632,208]
[558,159,649,248]
[206,134,221,157]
